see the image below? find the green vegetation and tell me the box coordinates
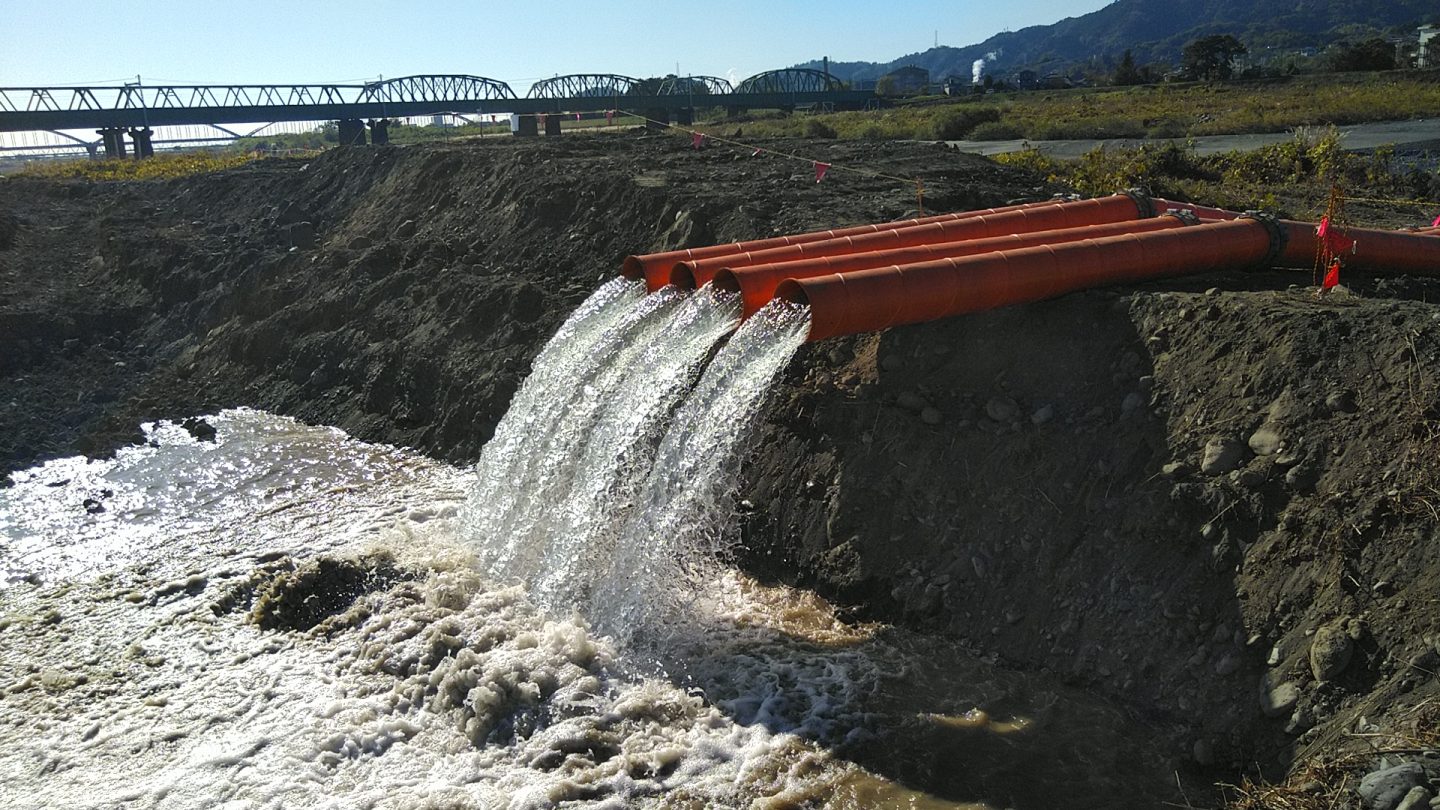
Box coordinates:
[697,73,1440,143]
[19,151,261,181]
[993,128,1438,219]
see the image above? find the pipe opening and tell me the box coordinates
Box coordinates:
[669,264,698,290]
[774,278,811,307]
[620,256,645,279]
[711,269,741,293]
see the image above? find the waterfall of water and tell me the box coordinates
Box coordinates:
[462,280,750,616]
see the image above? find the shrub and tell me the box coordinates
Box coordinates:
[968,121,1025,141]
[929,106,1003,140]
[803,119,838,139]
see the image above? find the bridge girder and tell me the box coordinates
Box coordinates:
[655,76,733,96]
[359,74,516,103]
[734,69,845,95]
[527,74,641,99]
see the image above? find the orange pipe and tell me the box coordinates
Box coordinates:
[621,198,1065,291]
[778,218,1276,341]
[709,215,1196,317]
[675,193,1151,289]
[1150,198,1242,221]
[1276,220,1440,272]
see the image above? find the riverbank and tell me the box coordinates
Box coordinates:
[3,134,1439,805]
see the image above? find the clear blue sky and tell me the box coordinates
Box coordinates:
[2,0,1111,92]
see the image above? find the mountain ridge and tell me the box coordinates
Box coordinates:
[797,0,1439,83]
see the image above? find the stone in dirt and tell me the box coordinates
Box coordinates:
[1309,620,1354,681]
[1247,426,1284,456]
[1358,763,1426,810]
[1201,437,1248,475]
[1259,681,1299,718]
[984,396,1018,422]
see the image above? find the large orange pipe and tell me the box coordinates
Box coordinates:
[777,218,1276,341]
[675,193,1151,288]
[621,198,1066,291]
[707,215,1196,317]
[1150,198,1241,221]
[1276,220,1440,272]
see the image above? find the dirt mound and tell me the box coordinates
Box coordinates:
[0,135,1035,476]
[741,271,1440,779]
[4,134,1438,796]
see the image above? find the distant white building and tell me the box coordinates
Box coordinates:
[1420,25,1437,68]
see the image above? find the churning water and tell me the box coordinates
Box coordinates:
[0,281,1188,808]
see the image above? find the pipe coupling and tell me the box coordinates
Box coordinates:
[1121,188,1156,219]
[1241,210,1288,268]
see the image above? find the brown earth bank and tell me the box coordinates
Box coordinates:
[4,134,1440,804]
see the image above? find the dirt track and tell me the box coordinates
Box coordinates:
[3,133,1439,795]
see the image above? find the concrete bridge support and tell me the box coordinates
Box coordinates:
[97,127,126,159]
[675,108,694,126]
[337,118,367,145]
[543,114,562,136]
[367,118,391,145]
[514,114,538,137]
[128,127,154,158]
[643,108,670,131]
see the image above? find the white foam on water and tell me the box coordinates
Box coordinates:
[0,410,871,810]
[463,282,744,617]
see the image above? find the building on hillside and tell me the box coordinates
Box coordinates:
[942,76,970,96]
[880,66,930,95]
[1014,70,1040,90]
[1420,25,1438,68]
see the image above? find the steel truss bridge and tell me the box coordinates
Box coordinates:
[0,70,871,153]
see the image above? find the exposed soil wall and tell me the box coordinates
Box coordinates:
[4,135,1438,791]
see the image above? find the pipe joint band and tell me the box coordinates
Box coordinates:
[1163,208,1202,226]
[1241,211,1288,268]
[1121,188,1155,219]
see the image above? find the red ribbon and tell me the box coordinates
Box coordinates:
[1317,216,1354,256]
[1433,213,1440,227]
[814,161,831,183]
[1322,258,1341,290]
[692,131,704,150]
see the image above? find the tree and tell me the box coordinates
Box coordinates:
[1181,35,1247,81]
[1113,49,1142,85]
[1329,38,1397,72]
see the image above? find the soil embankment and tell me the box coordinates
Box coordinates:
[3,135,1439,797]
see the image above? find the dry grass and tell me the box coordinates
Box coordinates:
[18,150,260,181]
[1223,700,1440,809]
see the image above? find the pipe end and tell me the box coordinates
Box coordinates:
[670,263,699,290]
[620,255,645,280]
[711,269,741,293]
[774,278,810,307]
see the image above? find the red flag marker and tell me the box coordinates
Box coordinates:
[1433,213,1440,227]
[575,112,581,121]
[692,131,704,150]
[1322,258,1341,290]
[814,161,831,183]
[606,110,615,124]
[751,147,762,157]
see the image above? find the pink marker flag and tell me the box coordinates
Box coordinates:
[692,131,704,150]
[814,162,831,183]
[1433,213,1440,227]
[606,110,615,124]
[752,147,762,157]
[575,112,581,120]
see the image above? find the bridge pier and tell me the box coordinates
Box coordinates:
[337,118,367,146]
[97,127,126,159]
[675,108,694,126]
[128,127,154,158]
[643,108,670,131]
[367,118,391,145]
[543,113,562,136]
[513,114,538,137]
